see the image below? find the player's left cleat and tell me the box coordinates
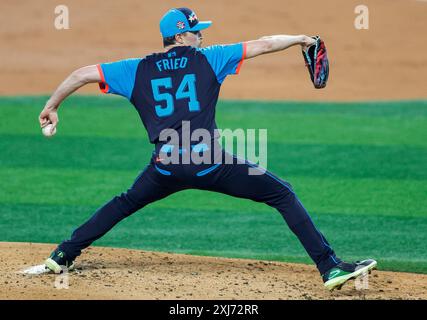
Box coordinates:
[322,259,377,291]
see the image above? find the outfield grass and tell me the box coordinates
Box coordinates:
[0,96,426,273]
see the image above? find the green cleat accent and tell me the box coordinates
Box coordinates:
[45,249,75,274]
[45,257,75,274]
[323,259,377,291]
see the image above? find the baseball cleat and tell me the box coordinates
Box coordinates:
[45,249,75,274]
[322,259,377,291]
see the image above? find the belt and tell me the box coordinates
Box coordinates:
[157,143,210,155]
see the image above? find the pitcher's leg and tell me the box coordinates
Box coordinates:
[206,155,340,275]
[57,164,183,260]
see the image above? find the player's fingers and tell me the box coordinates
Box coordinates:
[39,114,44,126]
[40,117,48,128]
[50,119,58,133]
[40,118,51,128]
[39,110,51,127]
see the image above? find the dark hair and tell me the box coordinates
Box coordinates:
[163,35,176,47]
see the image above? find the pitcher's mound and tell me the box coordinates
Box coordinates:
[1,242,426,300]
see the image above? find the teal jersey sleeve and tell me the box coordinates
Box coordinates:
[97,58,142,99]
[198,43,246,84]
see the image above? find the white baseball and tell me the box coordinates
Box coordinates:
[42,124,57,137]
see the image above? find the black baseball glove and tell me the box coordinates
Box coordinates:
[302,36,329,89]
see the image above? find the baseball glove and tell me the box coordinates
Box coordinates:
[302,36,329,89]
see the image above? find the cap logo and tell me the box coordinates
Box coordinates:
[176,21,186,29]
[188,12,198,22]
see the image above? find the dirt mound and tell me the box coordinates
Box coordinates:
[0,0,426,100]
[1,242,426,300]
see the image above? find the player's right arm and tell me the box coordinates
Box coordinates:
[245,35,316,59]
[39,65,100,130]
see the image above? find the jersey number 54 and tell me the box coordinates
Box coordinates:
[151,73,200,117]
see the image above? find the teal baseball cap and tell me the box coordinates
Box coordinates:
[160,7,212,38]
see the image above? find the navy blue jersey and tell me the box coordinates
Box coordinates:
[97,43,246,144]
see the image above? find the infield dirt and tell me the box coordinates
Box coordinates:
[1,242,427,300]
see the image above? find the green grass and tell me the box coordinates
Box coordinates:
[0,96,426,274]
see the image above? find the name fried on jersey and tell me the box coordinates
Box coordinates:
[156,54,189,72]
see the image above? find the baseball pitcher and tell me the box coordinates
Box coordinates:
[38,7,376,290]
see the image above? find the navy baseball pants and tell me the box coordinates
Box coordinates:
[58,146,340,275]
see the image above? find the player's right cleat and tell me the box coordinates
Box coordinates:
[45,249,75,274]
[322,259,377,291]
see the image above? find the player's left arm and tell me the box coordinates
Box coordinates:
[39,65,101,130]
[245,35,316,59]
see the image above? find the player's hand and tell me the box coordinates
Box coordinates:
[300,35,316,52]
[39,105,59,132]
